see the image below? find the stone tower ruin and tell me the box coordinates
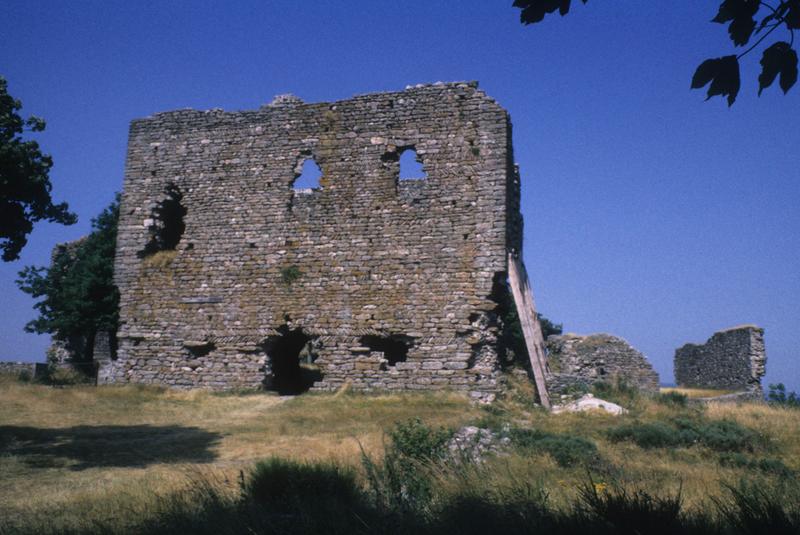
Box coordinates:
[106,82,523,401]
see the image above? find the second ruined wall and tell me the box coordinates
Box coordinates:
[109,82,520,400]
[674,325,766,393]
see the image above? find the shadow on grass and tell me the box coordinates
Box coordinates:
[0,425,222,470]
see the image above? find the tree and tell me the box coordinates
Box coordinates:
[499,284,563,367]
[16,196,120,363]
[512,1,799,106]
[0,76,76,261]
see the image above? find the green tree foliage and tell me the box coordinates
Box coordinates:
[499,283,563,367]
[16,196,120,362]
[513,1,799,106]
[0,76,76,261]
[767,383,800,407]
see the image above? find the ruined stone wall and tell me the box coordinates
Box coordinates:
[674,325,766,393]
[111,82,521,400]
[0,362,38,379]
[546,333,660,394]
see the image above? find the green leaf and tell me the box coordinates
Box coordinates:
[691,55,740,106]
[691,59,718,89]
[779,47,799,93]
[758,41,798,95]
[787,0,800,29]
[513,0,587,25]
[712,0,759,46]
[0,76,77,260]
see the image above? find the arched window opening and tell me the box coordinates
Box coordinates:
[399,147,427,181]
[141,183,186,257]
[263,327,321,394]
[292,158,322,191]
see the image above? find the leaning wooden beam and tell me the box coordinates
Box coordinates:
[507,252,551,410]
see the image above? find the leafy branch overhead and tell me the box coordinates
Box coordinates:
[0,76,76,261]
[513,0,799,106]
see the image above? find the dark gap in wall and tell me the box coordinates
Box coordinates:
[467,343,480,370]
[186,342,215,358]
[358,334,412,366]
[140,182,187,257]
[398,147,427,181]
[262,326,321,395]
[488,272,519,369]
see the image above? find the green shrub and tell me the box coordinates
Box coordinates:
[432,486,555,534]
[768,383,800,408]
[607,422,681,449]
[362,419,453,513]
[591,377,640,406]
[47,365,93,386]
[719,453,792,477]
[696,419,758,453]
[280,265,302,286]
[509,428,599,467]
[576,479,687,535]
[387,418,451,461]
[657,391,689,407]
[608,418,759,453]
[717,480,800,534]
[242,457,362,509]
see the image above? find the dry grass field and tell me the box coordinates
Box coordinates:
[1,375,799,533]
[660,387,737,398]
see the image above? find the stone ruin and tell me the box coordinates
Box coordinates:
[674,325,766,395]
[104,82,524,401]
[2,83,768,403]
[546,333,660,394]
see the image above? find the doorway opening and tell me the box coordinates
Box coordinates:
[263,327,321,394]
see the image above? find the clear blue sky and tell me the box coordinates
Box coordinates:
[1,1,798,390]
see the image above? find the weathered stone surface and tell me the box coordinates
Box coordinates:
[110,82,524,400]
[448,426,510,463]
[674,325,766,394]
[0,362,38,378]
[552,393,627,415]
[546,333,660,393]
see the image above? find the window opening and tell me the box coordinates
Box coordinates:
[263,327,321,394]
[399,147,427,181]
[292,158,322,191]
[141,183,186,257]
[359,334,411,366]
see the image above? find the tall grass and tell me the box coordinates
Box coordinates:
[2,379,800,533]
[3,443,798,534]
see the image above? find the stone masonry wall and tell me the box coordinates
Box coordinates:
[0,362,38,379]
[674,325,766,393]
[546,333,660,394]
[111,82,522,401]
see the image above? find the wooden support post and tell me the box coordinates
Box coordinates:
[507,252,551,409]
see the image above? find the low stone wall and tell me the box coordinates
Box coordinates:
[546,333,660,394]
[674,325,766,393]
[0,361,41,379]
